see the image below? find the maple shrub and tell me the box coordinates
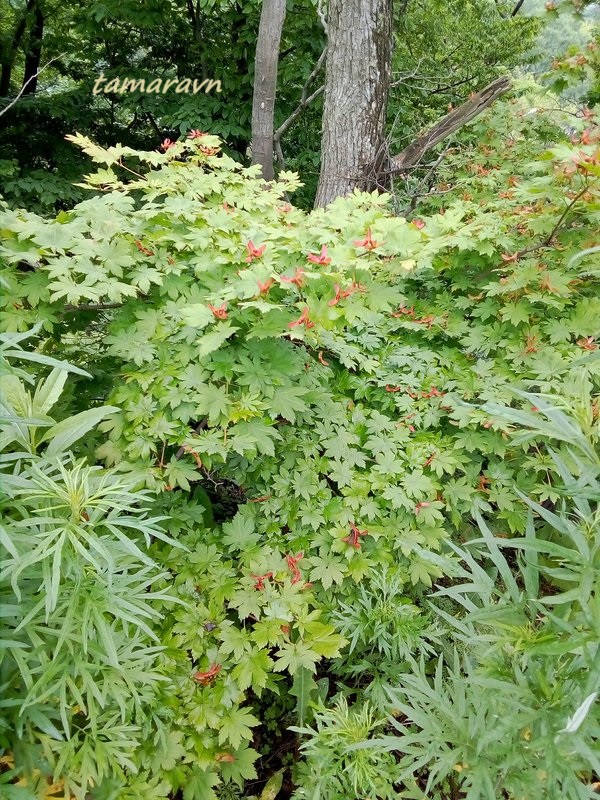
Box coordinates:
[0,79,599,799]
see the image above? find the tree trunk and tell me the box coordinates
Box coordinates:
[314,0,393,208]
[21,5,44,96]
[251,0,287,180]
[0,0,36,97]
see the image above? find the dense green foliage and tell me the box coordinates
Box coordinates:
[1,59,599,798]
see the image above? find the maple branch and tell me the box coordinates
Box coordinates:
[540,182,594,248]
[389,76,511,174]
[513,179,597,261]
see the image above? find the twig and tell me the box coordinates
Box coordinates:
[316,0,327,32]
[63,302,123,312]
[512,179,596,262]
[404,143,452,214]
[0,53,65,118]
[274,138,286,169]
[145,111,162,139]
[175,420,208,459]
[274,48,327,143]
[390,58,424,88]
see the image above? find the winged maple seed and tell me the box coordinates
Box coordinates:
[280,267,305,287]
[328,281,366,306]
[252,572,274,591]
[307,244,332,265]
[286,552,303,584]
[288,307,314,329]
[318,351,330,366]
[422,385,445,398]
[245,240,266,262]
[208,302,228,319]
[187,129,207,139]
[182,444,202,468]
[192,663,221,685]
[215,753,236,763]
[135,240,154,256]
[353,227,380,250]
[391,305,415,318]
[248,494,272,502]
[577,336,598,351]
[414,314,436,328]
[343,523,368,549]
[257,278,275,294]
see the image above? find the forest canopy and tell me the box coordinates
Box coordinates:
[1,1,600,799]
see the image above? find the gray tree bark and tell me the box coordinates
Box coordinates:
[251,0,287,181]
[314,0,393,208]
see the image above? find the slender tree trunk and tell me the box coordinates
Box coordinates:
[251,0,287,180]
[314,0,393,207]
[0,0,36,97]
[22,5,44,95]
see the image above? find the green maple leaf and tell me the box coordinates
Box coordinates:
[195,384,231,424]
[222,512,260,552]
[251,617,284,647]
[268,385,309,423]
[273,641,321,674]
[183,768,219,800]
[163,458,201,490]
[219,621,252,661]
[197,322,239,357]
[231,649,273,693]
[151,730,187,772]
[218,746,259,787]
[500,302,530,327]
[228,419,282,456]
[218,707,260,748]
[304,621,347,658]
[308,555,346,590]
[401,470,436,499]
[382,484,411,510]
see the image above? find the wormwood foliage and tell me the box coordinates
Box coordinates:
[0,331,178,799]
[0,81,599,797]
[348,398,600,800]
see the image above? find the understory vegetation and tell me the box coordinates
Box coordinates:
[1,36,600,800]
